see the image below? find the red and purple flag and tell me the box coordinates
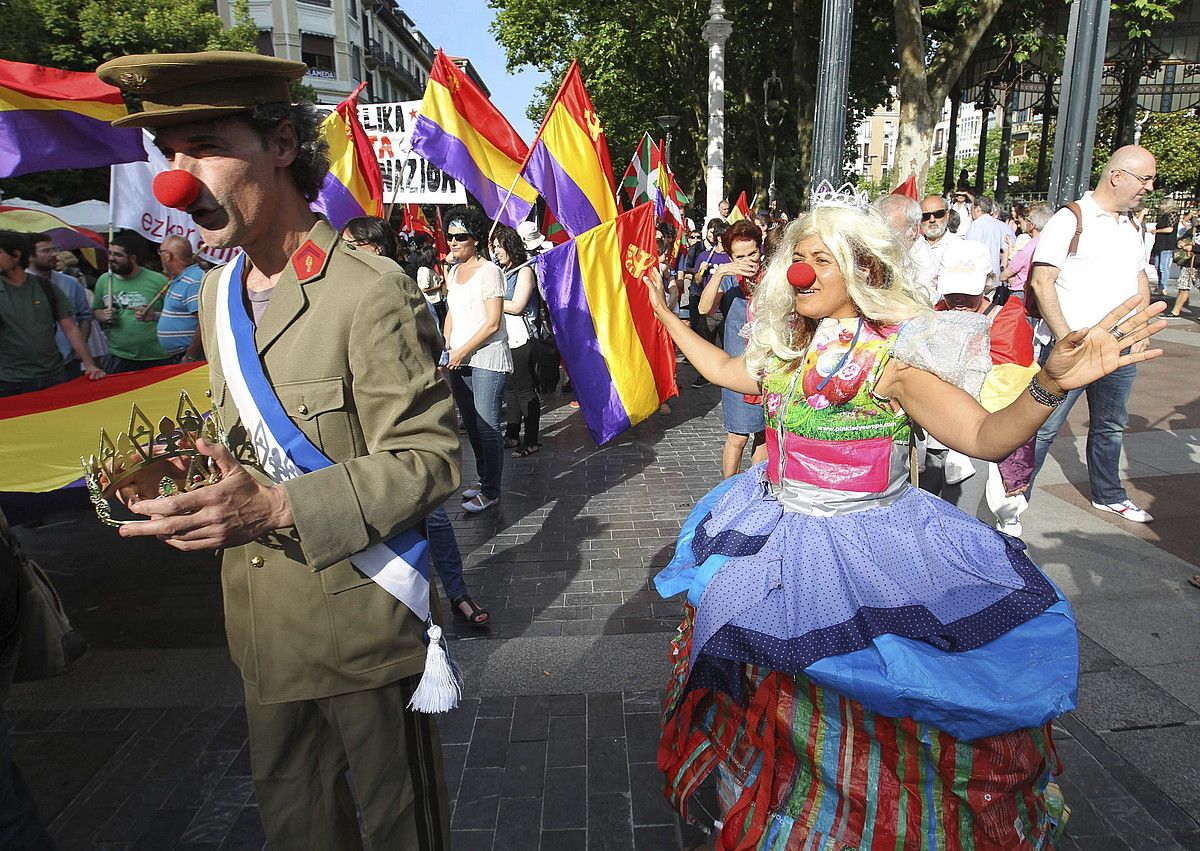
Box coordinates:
[0,58,147,178]
[410,51,536,228]
[535,203,676,444]
[311,82,384,230]
[521,62,618,240]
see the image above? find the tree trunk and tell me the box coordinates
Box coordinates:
[894,92,937,189]
[892,0,1005,196]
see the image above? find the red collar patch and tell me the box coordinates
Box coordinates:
[291,240,328,283]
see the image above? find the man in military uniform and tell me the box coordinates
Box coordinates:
[97,52,459,849]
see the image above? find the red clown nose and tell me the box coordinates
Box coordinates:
[152,170,201,210]
[787,261,817,289]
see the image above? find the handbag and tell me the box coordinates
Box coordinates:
[0,513,87,684]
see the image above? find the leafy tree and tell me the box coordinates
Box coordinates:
[489,0,896,215]
[0,0,257,205]
[891,0,1008,190]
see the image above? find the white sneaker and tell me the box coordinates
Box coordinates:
[1091,499,1153,523]
[996,519,1023,537]
[462,493,499,513]
[461,483,482,500]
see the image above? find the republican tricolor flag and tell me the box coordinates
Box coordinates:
[411,51,536,227]
[311,82,384,230]
[0,58,147,178]
[536,203,676,444]
[522,61,618,240]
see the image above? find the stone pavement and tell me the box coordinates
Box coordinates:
[4,306,1200,849]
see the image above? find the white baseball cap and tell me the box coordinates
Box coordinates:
[936,239,992,296]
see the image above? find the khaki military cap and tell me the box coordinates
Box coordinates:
[97,51,307,128]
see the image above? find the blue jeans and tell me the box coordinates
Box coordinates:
[446,367,509,500]
[1155,250,1173,291]
[426,506,467,601]
[1029,362,1136,504]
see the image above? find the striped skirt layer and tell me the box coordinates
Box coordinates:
[659,607,1069,851]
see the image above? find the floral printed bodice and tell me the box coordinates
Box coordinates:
[761,317,911,445]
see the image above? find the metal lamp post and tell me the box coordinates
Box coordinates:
[809,0,854,190]
[763,70,783,205]
[656,114,681,172]
[703,0,733,220]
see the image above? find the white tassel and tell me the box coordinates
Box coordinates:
[408,623,463,713]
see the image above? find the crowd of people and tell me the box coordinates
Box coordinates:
[0,41,1186,850]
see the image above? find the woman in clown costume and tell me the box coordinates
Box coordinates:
[641,201,1165,851]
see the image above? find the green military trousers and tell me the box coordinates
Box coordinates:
[244,675,451,850]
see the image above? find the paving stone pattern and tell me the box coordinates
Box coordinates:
[8,375,1200,849]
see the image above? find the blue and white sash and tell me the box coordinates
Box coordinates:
[213,254,431,622]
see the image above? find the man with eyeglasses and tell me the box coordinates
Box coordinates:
[1026,144,1158,524]
[920,195,961,279]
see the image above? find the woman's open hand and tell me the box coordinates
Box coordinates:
[1043,296,1166,393]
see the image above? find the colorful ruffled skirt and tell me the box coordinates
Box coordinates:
[655,464,1078,850]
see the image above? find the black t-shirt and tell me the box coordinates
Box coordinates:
[1153,212,1179,253]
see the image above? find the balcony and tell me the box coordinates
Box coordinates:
[367,39,424,97]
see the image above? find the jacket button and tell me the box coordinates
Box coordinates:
[250,556,264,568]
[297,404,309,415]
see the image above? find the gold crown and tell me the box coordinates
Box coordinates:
[80,391,227,526]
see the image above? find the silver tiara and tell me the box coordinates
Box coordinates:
[808,180,870,211]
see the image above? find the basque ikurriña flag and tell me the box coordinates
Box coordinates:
[410,51,536,227]
[521,62,618,240]
[311,82,384,230]
[536,203,676,444]
[0,58,147,178]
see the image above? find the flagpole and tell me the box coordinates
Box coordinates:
[488,60,577,240]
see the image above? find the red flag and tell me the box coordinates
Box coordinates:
[402,203,432,236]
[891,175,919,201]
[726,191,750,224]
[434,207,449,260]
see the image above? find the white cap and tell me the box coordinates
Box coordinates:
[936,239,992,296]
[517,220,553,252]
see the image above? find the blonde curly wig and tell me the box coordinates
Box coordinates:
[743,205,933,378]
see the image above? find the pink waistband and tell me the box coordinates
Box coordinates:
[765,429,895,493]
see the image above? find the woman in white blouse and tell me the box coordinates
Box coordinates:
[442,207,512,513]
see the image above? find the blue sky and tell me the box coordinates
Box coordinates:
[402,0,546,140]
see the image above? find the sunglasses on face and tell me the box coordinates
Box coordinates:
[445,232,472,243]
[921,210,948,221]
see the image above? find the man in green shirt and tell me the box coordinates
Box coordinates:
[0,231,105,397]
[92,232,173,373]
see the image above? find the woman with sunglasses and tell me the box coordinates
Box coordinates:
[441,207,511,513]
[341,216,491,627]
[642,202,1166,850]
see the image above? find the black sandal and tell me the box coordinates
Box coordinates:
[511,444,540,457]
[451,595,490,627]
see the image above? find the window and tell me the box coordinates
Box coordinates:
[934,128,944,153]
[883,143,890,164]
[348,0,357,15]
[301,34,336,78]
[862,142,870,162]
[352,44,361,83]
[255,30,275,57]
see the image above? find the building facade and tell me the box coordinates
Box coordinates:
[850,94,998,187]
[214,0,458,105]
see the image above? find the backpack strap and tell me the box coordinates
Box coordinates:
[1065,202,1084,256]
